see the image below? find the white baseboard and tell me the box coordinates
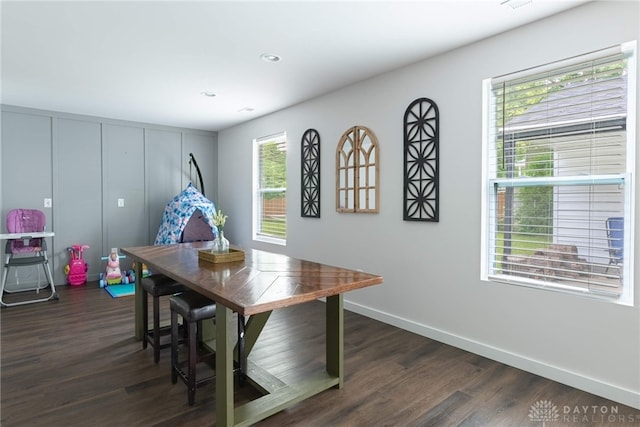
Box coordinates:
[344,300,640,411]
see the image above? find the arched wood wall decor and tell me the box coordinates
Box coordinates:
[403,98,439,222]
[336,126,379,213]
[301,128,321,218]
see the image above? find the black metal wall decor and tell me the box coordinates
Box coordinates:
[301,128,321,218]
[403,98,439,222]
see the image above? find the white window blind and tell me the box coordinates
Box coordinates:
[253,132,287,244]
[483,42,636,301]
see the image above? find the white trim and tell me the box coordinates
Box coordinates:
[252,131,287,244]
[254,234,285,246]
[481,78,492,282]
[491,44,623,84]
[482,41,635,304]
[252,137,260,242]
[622,40,637,306]
[492,174,625,188]
[344,299,640,410]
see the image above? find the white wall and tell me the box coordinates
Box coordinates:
[217,1,640,409]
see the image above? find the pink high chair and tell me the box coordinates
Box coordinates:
[1,209,58,307]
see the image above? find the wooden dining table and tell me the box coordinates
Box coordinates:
[121,241,383,426]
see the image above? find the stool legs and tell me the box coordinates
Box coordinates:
[170,294,248,406]
[187,320,198,406]
[171,309,179,385]
[141,275,187,364]
[152,295,161,363]
[171,310,206,406]
[142,289,149,350]
[142,290,164,363]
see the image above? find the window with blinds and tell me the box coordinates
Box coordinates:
[253,132,287,244]
[481,42,636,302]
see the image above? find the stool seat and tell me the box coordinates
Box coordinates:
[141,274,186,296]
[141,274,188,363]
[170,291,217,322]
[170,291,217,405]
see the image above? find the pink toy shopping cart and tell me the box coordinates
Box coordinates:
[65,244,89,285]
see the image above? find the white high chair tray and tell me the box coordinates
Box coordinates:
[0,232,55,240]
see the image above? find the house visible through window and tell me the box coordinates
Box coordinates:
[253,132,287,244]
[481,42,636,303]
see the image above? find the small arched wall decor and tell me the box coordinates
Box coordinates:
[336,126,379,213]
[403,98,439,222]
[301,128,321,218]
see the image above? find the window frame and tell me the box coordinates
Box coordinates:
[252,132,287,246]
[481,41,637,304]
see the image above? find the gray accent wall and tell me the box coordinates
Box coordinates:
[145,128,182,246]
[1,105,217,287]
[102,123,146,268]
[54,118,102,285]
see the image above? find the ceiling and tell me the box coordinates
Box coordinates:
[1,0,590,132]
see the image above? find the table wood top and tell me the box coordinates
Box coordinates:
[121,242,383,316]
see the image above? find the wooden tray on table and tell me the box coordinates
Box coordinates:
[198,248,245,264]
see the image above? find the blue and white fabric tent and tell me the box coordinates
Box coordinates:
[154,183,218,245]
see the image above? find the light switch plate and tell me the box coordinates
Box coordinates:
[117,198,125,208]
[44,198,52,208]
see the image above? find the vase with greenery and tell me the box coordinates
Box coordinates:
[212,209,229,253]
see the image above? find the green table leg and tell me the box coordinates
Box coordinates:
[216,304,234,427]
[243,311,271,356]
[326,294,344,388]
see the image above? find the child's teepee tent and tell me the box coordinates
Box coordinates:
[154,183,218,245]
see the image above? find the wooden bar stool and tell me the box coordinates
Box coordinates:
[170,291,217,405]
[141,274,187,363]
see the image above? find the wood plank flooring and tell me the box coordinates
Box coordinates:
[1,283,638,426]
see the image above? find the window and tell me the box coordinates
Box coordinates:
[481,42,636,303]
[253,132,287,244]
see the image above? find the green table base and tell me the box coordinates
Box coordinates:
[132,265,346,427]
[216,294,344,426]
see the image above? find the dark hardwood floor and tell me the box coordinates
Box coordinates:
[1,283,638,426]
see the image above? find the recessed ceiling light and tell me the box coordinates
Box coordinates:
[260,53,281,63]
[200,91,216,97]
[238,107,255,113]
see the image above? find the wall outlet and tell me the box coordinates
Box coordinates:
[44,198,52,208]
[117,198,125,208]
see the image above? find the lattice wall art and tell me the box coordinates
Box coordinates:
[301,128,321,218]
[336,126,379,213]
[403,98,439,222]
